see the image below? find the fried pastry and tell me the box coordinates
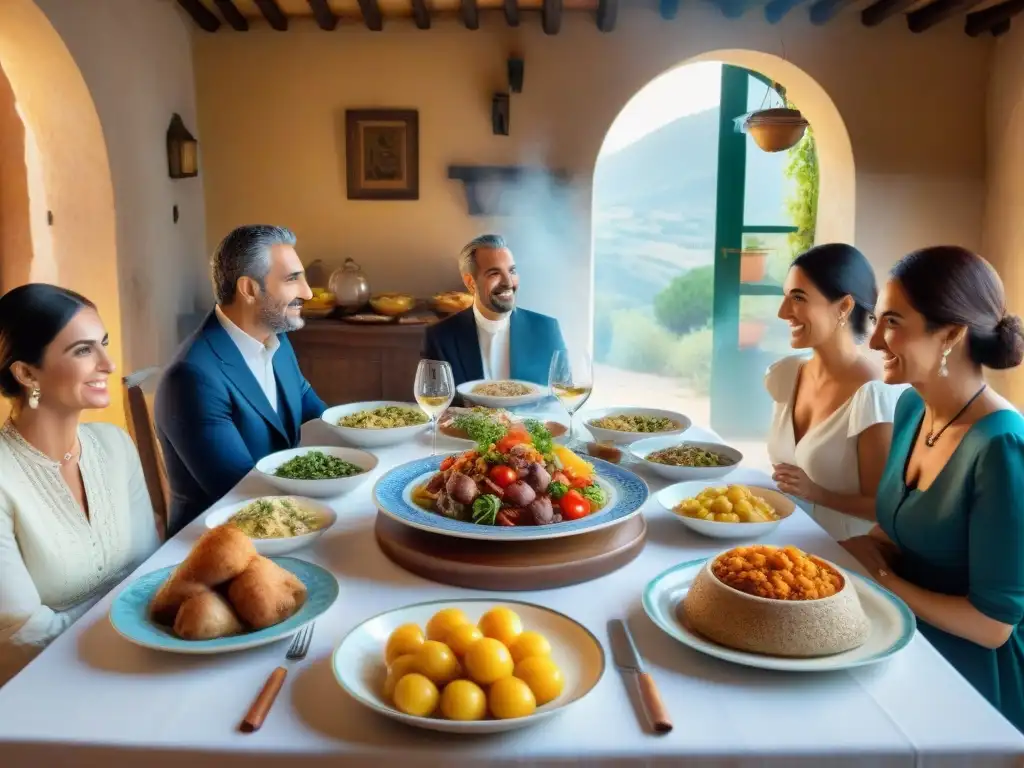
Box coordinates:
[173,588,245,640]
[178,524,257,587]
[227,556,308,630]
[149,577,208,626]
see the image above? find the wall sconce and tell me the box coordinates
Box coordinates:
[492,93,510,136]
[508,57,524,93]
[167,113,199,179]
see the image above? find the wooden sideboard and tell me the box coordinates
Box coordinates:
[290,319,427,405]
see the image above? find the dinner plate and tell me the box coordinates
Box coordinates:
[331,598,606,734]
[373,454,649,541]
[108,557,339,655]
[456,379,547,408]
[642,557,916,672]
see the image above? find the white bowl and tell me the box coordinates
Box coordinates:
[656,480,794,539]
[255,445,378,497]
[203,496,337,555]
[456,379,546,409]
[630,436,743,481]
[321,401,431,448]
[332,598,606,734]
[583,407,691,446]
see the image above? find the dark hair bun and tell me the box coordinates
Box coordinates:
[983,314,1024,370]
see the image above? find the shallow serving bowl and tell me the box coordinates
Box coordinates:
[203,495,338,556]
[656,480,794,539]
[456,379,547,409]
[331,598,606,734]
[321,401,431,448]
[681,551,871,658]
[583,407,691,446]
[630,435,743,482]
[255,445,378,497]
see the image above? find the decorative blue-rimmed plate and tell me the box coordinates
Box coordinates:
[108,557,339,655]
[373,455,649,541]
[642,557,916,672]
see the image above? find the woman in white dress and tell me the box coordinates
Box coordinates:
[766,244,904,541]
[0,284,160,685]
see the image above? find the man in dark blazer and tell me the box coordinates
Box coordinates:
[422,234,566,389]
[155,225,326,536]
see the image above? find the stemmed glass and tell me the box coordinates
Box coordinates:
[414,359,455,456]
[548,349,593,450]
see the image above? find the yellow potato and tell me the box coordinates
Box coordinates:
[445,623,484,657]
[383,654,419,698]
[393,673,439,717]
[509,631,551,664]
[439,679,487,721]
[488,676,537,719]
[478,607,523,647]
[414,640,461,686]
[714,512,741,523]
[385,623,425,664]
[464,637,514,685]
[426,608,470,642]
[709,496,733,516]
[725,485,749,504]
[513,656,564,705]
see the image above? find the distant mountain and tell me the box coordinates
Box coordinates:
[592,106,794,315]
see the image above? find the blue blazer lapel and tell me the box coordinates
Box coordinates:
[273,349,302,443]
[453,309,484,383]
[202,313,287,440]
[509,310,531,381]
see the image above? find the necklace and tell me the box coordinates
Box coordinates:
[924,384,987,447]
[2,420,78,465]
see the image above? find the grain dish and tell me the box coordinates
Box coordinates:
[339,405,429,429]
[228,497,324,539]
[647,444,734,468]
[589,414,680,433]
[471,381,536,398]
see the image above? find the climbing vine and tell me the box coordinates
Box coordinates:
[784,102,819,258]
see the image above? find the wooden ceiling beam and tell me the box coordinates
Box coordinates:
[176,0,221,31]
[765,0,806,22]
[992,16,1013,32]
[906,0,980,32]
[543,0,563,33]
[214,0,248,30]
[306,0,339,29]
[460,0,480,29]
[965,0,1024,35]
[808,0,855,23]
[504,0,520,25]
[659,0,681,19]
[596,0,618,30]
[410,0,431,28]
[253,0,288,30]
[861,0,915,26]
[357,0,384,29]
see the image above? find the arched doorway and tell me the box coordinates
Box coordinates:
[0,0,123,425]
[592,52,854,470]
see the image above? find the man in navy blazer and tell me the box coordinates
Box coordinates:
[155,225,327,536]
[422,234,566,389]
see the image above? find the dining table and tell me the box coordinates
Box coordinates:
[0,411,1022,768]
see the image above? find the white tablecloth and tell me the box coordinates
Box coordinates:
[0,419,1021,768]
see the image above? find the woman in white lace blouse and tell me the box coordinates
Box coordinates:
[767,244,905,541]
[0,284,160,685]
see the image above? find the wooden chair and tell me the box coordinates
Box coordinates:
[122,367,170,538]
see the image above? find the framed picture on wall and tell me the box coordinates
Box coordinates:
[345,109,419,201]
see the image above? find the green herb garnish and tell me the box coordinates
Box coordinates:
[472,494,501,525]
[580,484,607,508]
[273,450,363,480]
[522,419,554,459]
[453,412,508,451]
[548,481,569,500]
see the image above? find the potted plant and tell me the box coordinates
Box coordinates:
[739,249,770,284]
[739,320,766,349]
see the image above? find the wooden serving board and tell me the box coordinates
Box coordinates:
[374,513,647,591]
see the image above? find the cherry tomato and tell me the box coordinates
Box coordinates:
[570,475,591,489]
[559,490,589,520]
[488,465,518,488]
[440,456,456,471]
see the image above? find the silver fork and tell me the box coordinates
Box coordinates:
[240,622,316,732]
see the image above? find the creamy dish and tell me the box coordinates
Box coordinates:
[647,444,733,467]
[229,497,324,539]
[471,381,535,398]
[339,406,429,429]
[590,414,680,433]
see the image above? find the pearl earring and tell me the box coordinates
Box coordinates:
[938,348,950,378]
[840,316,847,328]
[28,387,41,409]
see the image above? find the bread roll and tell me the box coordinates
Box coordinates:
[227,556,308,630]
[173,588,245,640]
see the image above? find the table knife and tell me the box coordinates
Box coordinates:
[608,619,673,734]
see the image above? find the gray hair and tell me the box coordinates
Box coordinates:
[211,225,297,305]
[458,234,508,276]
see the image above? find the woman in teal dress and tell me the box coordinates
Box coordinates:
[841,245,1024,733]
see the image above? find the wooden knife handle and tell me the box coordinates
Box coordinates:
[240,666,287,733]
[637,672,672,734]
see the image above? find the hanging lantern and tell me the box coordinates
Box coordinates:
[735,107,808,153]
[167,113,199,179]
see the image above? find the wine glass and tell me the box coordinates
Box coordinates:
[549,349,593,450]
[415,359,455,456]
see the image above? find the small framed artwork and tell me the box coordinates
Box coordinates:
[345,109,419,200]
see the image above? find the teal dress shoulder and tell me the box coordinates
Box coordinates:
[876,388,1024,733]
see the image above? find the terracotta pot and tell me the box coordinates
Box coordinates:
[739,321,765,349]
[739,250,769,283]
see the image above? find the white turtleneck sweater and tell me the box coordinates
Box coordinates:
[473,303,511,380]
[0,421,160,686]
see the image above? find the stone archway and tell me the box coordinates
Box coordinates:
[0,0,123,425]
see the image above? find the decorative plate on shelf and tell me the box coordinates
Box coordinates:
[341,313,395,324]
[372,454,649,541]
